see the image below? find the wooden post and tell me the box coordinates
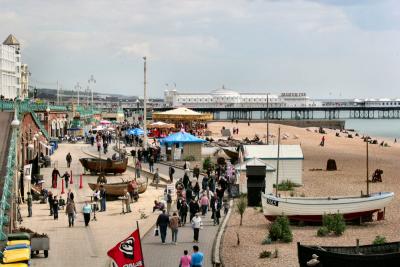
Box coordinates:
[366,140,369,196]
[275,127,281,197]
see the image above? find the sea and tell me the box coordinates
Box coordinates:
[345,119,400,139]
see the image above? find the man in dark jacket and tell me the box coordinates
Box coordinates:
[168,165,175,183]
[193,165,200,179]
[189,198,200,222]
[66,152,72,168]
[156,210,170,244]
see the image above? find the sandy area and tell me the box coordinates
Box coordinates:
[210,121,400,267]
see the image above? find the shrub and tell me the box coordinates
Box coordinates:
[373,235,387,245]
[273,180,300,191]
[236,196,248,226]
[317,226,329,237]
[268,216,293,243]
[320,213,346,236]
[217,157,226,165]
[183,155,195,161]
[259,250,272,258]
[202,157,214,171]
[261,237,272,245]
[273,248,279,258]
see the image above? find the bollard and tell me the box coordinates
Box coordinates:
[61,179,65,194]
[79,174,83,189]
[70,170,73,184]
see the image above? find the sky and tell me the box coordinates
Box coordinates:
[1,0,399,98]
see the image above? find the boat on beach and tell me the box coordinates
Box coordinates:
[88,178,148,197]
[79,157,128,174]
[297,241,400,267]
[262,127,395,223]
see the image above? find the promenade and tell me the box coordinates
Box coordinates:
[18,142,223,266]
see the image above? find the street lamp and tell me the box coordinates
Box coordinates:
[88,75,96,110]
[143,56,148,149]
[74,82,81,107]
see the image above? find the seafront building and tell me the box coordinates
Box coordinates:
[0,34,28,99]
[164,86,319,108]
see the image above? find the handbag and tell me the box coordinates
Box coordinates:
[154,227,159,236]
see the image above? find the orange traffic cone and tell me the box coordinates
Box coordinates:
[79,174,83,189]
[61,179,65,194]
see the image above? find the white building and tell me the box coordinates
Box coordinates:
[243,144,304,185]
[0,34,22,99]
[164,86,319,108]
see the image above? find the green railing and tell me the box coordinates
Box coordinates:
[30,111,50,140]
[0,127,17,240]
[0,100,69,112]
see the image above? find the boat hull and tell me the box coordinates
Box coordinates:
[262,192,394,222]
[88,180,147,196]
[298,242,400,267]
[79,157,128,174]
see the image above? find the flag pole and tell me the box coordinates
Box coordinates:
[136,221,145,267]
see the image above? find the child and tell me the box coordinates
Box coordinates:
[179,250,191,267]
[223,198,229,215]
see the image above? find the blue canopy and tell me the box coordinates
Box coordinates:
[127,128,144,136]
[161,132,206,145]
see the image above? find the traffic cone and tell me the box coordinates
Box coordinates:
[79,174,83,189]
[61,179,65,194]
[70,170,73,184]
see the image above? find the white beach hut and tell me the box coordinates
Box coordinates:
[243,145,304,185]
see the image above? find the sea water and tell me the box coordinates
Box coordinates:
[345,119,400,139]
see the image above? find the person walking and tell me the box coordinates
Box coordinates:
[193,181,200,200]
[166,190,172,214]
[135,159,141,178]
[103,141,108,154]
[168,165,175,183]
[191,245,204,267]
[124,189,131,213]
[27,192,32,217]
[61,171,70,189]
[66,152,72,168]
[65,199,76,227]
[189,198,200,222]
[179,200,188,226]
[179,250,191,267]
[201,175,209,192]
[153,168,160,189]
[156,210,170,244]
[52,196,59,220]
[48,191,54,216]
[82,201,92,227]
[148,156,154,173]
[199,193,209,216]
[51,168,60,189]
[99,185,107,212]
[169,212,180,244]
[191,214,202,243]
[193,164,200,180]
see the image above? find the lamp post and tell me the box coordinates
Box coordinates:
[88,75,96,110]
[74,82,81,107]
[143,57,148,149]
[267,93,269,145]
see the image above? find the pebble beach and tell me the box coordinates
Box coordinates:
[208,121,400,267]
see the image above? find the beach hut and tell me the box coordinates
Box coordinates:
[243,145,304,185]
[160,131,206,161]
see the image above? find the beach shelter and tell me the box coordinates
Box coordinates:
[160,131,206,161]
[152,107,212,122]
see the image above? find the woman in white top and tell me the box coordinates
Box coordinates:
[191,213,202,243]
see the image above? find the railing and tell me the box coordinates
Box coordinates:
[30,111,50,140]
[0,127,17,240]
[0,100,69,112]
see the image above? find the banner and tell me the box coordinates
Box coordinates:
[108,229,144,267]
[24,164,32,181]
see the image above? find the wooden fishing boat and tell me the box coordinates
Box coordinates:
[79,157,128,174]
[262,192,394,222]
[222,148,238,160]
[297,241,400,267]
[88,178,148,196]
[262,128,395,223]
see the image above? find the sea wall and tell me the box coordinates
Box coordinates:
[213,119,345,129]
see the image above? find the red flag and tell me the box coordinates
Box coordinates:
[107,229,144,267]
